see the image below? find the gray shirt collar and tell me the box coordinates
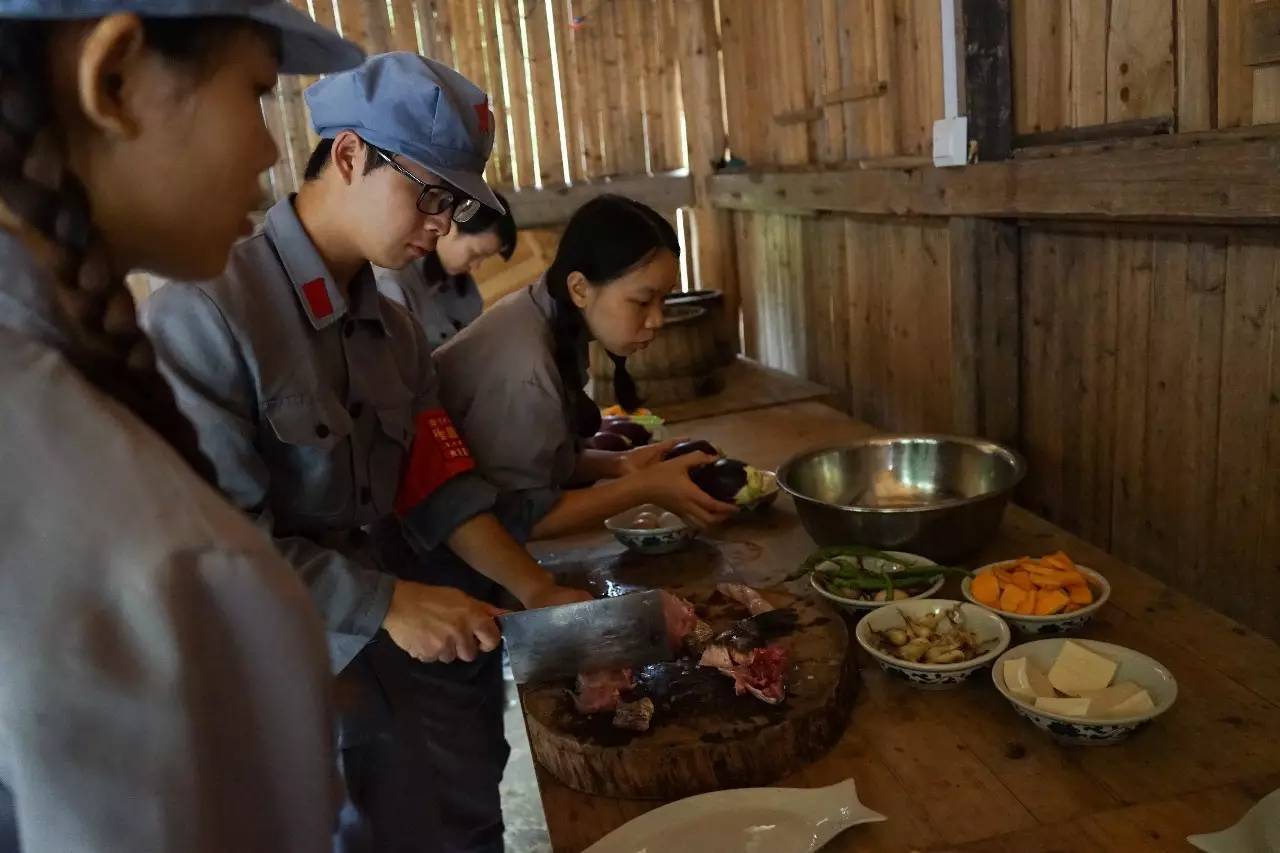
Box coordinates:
[264,196,387,334]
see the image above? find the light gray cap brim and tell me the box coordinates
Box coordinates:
[0,1,365,75]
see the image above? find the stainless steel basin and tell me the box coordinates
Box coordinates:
[777,436,1026,562]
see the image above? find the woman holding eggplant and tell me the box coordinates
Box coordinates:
[434,195,737,539]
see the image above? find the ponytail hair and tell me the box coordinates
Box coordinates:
[0,19,276,485]
[545,194,679,436]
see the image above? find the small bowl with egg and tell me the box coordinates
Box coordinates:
[992,638,1178,745]
[605,504,695,555]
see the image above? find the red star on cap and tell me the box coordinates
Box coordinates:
[474,97,491,134]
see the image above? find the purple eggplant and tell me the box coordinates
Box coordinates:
[586,431,633,451]
[663,439,722,461]
[599,418,652,447]
[690,457,771,507]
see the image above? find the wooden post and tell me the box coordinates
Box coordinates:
[640,0,667,172]
[475,0,513,185]
[659,0,686,170]
[961,0,1013,161]
[388,0,421,52]
[525,0,564,187]
[678,0,738,352]
[414,0,455,65]
[496,0,535,187]
[618,0,649,173]
[553,0,586,183]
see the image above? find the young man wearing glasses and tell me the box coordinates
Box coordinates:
[144,53,589,852]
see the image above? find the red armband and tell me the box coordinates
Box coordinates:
[394,408,476,517]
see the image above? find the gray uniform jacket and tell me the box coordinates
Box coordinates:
[143,197,498,673]
[374,256,483,351]
[433,279,582,520]
[0,231,338,851]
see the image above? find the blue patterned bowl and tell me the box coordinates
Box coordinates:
[992,639,1178,746]
[605,504,695,555]
[962,561,1110,635]
[855,599,1011,691]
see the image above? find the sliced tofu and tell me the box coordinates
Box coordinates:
[1003,657,1056,702]
[1035,696,1093,717]
[1048,640,1118,696]
[1103,688,1155,717]
[1077,681,1145,714]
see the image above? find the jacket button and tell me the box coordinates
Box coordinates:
[315,423,331,439]
[349,401,364,419]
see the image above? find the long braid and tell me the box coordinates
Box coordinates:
[0,21,217,484]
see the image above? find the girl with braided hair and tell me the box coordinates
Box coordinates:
[433,194,738,540]
[0,4,363,850]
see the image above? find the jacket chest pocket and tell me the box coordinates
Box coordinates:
[367,403,414,515]
[263,395,355,522]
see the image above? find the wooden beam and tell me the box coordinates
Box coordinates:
[1245,0,1280,66]
[499,173,695,227]
[708,137,1280,223]
[961,0,1012,162]
[821,80,889,107]
[774,106,824,126]
[1013,115,1175,151]
[1011,121,1280,160]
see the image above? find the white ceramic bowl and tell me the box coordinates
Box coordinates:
[962,560,1111,635]
[605,504,695,555]
[992,638,1177,746]
[855,599,1011,690]
[809,551,946,613]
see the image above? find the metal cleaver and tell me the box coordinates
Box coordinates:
[500,590,673,684]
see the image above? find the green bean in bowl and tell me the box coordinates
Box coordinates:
[792,546,966,612]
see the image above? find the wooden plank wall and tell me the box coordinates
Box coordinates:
[261,0,687,201]
[1017,224,1280,639]
[1012,0,1280,135]
[732,212,958,433]
[719,0,943,167]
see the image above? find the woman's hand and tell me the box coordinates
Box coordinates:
[633,451,738,529]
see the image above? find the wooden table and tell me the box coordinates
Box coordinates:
[527,401,1280,852]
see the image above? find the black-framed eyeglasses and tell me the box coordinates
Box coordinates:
[373,147,481,224]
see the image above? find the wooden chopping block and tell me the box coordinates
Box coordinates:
[520,550,857,800]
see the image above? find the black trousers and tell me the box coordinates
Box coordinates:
[333,635,508,853]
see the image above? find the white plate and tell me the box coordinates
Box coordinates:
[584,778,886,853]
[1188,787,1280,853]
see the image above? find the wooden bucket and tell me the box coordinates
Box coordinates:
[589,305,725,406]
[664,290,735,366]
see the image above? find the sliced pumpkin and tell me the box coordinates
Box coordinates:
[1021,561,1063,577]
[1017,590,1037,614]
[1007,570,1034,591]
[999,584,1028,614]
[1058,569,1089,589]
[1029,573,1066,589]
[1068,583,1094,605]
[1043,551,1076,572]
[971,571,1001,606]
[1034,589,1070,615]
